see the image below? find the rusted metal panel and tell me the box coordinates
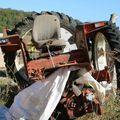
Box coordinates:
[83,21,106,34]
[27,49,90,80]
[0,35,21,52]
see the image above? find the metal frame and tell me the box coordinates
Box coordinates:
[0,21,107,81]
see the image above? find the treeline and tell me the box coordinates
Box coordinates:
[0,8,31,32]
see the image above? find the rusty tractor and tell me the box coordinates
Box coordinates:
[0,12,120,119]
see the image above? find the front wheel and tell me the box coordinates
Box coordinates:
[93,22,120,89]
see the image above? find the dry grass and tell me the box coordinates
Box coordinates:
[77,90,120,120]
[0,77,120,120]
[0,77,18,105]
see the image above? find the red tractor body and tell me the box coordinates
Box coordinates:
[0,21,107,81]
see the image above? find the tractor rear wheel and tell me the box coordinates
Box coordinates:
[4,11,82,86]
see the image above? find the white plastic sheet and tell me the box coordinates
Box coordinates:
[75,72,106,104]
[9,67,71,120]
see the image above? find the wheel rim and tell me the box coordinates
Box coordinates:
[94,32,116,80]
[94,32,110,70]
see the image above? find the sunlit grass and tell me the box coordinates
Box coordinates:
[0,77,13,105]
[77,90,120,120]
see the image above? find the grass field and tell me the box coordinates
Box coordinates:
[77,90,120,120]
[0,77,120,120]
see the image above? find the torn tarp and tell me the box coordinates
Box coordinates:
[75,72,106,104]
[9,67,71,120]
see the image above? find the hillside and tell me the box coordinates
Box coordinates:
[0,8,31,32]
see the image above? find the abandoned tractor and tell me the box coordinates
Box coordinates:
[0,12,120,119]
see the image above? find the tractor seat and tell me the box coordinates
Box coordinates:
[32,14,66,52]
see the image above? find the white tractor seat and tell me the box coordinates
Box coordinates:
[32,15,66,50]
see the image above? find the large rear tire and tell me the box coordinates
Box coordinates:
[4,11,82,85]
